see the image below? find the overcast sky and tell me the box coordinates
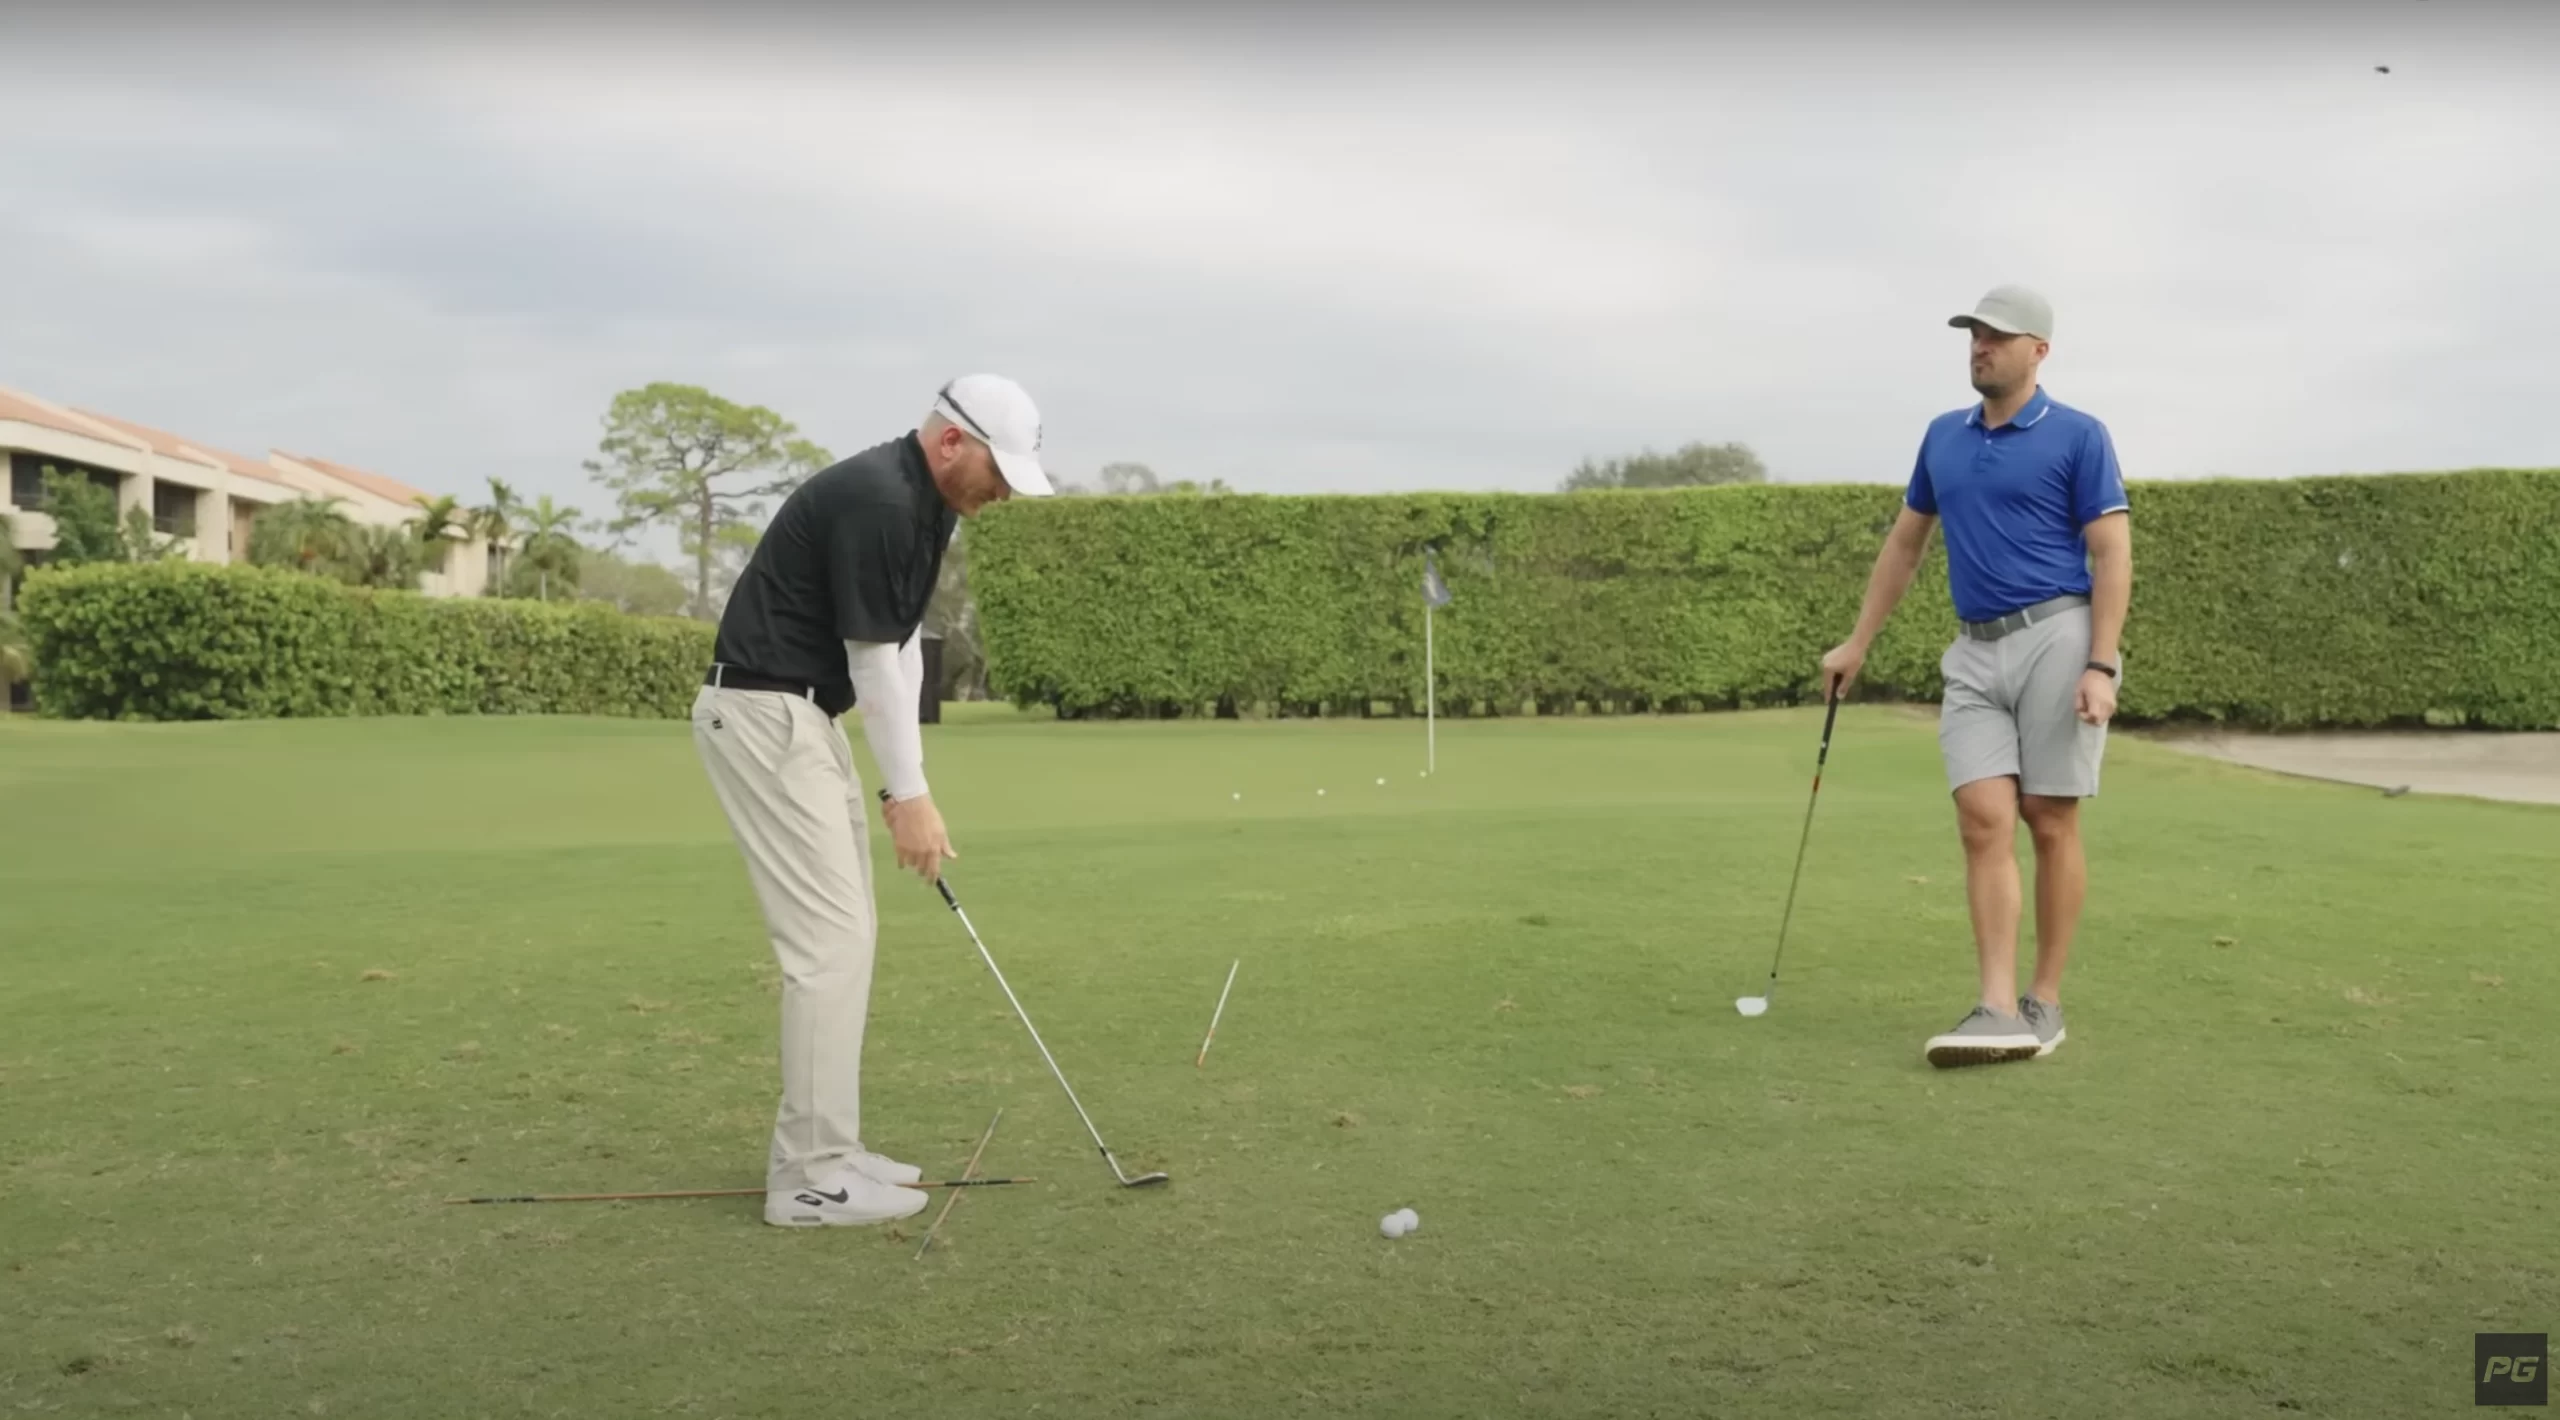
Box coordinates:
[4,3,2555,535]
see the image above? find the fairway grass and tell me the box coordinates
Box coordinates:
[3,706,2553,1418]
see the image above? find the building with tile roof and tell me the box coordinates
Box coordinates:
[2,384,507,602]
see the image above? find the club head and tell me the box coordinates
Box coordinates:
[1121,1172,1171,1188]
[1734,995,1770,1018]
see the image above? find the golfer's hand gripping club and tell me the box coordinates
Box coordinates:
[877,786,957,881]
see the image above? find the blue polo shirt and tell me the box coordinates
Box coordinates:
[1905,387,2129,624]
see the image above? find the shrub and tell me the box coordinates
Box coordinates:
[17,561,714,721]
[966,470,2560,730]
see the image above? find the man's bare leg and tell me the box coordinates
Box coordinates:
[1954,776,2023,1010]
[2020,794,2084,1006]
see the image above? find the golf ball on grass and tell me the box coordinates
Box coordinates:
[1379,1207,1420,1239]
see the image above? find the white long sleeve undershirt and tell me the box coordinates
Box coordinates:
[845,636,928,802]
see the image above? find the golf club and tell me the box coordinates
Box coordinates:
[1737,680,1842,1018]
[882,791,1170,1189]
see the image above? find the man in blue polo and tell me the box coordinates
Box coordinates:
[1820,284,2133,1068]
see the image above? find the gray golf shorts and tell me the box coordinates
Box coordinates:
[1937,600,2111,799]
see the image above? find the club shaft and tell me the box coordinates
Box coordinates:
[1763,689,1842,995]
[939,883,1143,1183]
[885,790,1156,1189]
[1195,959,1240,1067]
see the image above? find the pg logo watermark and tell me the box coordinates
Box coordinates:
[2476,1333,2548,1407]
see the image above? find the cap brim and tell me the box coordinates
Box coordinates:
[991,445,1053,497]
[1950,313,2029,334]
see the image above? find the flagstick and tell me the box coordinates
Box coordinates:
[1425,599,1436,776]
[1194,959,1240,1068]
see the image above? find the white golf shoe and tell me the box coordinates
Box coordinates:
[764,1168,929,1228]
[852,1150,924,1186]
[770,1142,925,1190]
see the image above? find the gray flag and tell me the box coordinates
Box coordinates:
[1422,547,1452,608]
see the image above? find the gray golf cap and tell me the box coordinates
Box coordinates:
[1949,284,2053,339]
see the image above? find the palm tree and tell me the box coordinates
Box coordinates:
[345,523,427,590]
[512,496,583,601]
[247,496,359,576]
[409,494,468,575]
[473,478,520,594]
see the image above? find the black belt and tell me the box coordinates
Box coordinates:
[704,664,855,717]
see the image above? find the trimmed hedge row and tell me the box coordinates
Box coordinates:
[18,560,715,721]
[967,469,2560,730]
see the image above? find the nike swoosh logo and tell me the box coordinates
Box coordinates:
[797,1188,850,1205]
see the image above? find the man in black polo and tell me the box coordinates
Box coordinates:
[692,373,1052,1227]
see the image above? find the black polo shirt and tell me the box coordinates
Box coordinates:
[710,433,956,704]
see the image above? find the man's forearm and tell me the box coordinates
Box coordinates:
[1849,536,1925,649]
[2088,533,2131,665]
[846,639,928,801]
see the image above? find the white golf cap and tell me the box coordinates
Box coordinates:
[1948,284,2054,340]
[933,373,1053,497]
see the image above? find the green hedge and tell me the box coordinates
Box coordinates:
[967,469,2560,730]
[18,561,715,721]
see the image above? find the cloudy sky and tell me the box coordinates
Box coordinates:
[4,2,2554,536]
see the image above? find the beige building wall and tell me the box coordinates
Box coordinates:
[3,385,507,597]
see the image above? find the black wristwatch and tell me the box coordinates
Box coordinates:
[2086,660,2120,680]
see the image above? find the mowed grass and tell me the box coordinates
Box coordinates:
[2,704,2554,1419]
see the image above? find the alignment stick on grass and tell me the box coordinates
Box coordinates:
[916,1108,1005,1260]
[1195,959,1241,1068]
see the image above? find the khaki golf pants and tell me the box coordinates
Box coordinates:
[691,684,876,1193]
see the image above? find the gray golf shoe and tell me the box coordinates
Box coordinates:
[1923,1004,2042,1068]
[2018,996,2066,1057]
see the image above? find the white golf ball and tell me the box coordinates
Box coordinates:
[1232,792,1241,800]
[1380,1212,1409,1239]
[1376,777,1386,786]
[1395,1207,1419,1233]
[1317,788,1326,796]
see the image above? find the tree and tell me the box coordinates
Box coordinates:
[246,495,360,577]
[473,478,520,592]
[244,494,425,590]
[581,383,831,620]
[1083,462,1232,498]
[0,513,25,697]
[1560,441,1768,491]
[409,493,469,575]
[503,495,583,602]
[924,526,988,701]
[342,523,428,590]
[39,468,184,566]
[576,546,690,618]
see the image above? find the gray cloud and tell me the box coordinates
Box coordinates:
[3,3,2554,546]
